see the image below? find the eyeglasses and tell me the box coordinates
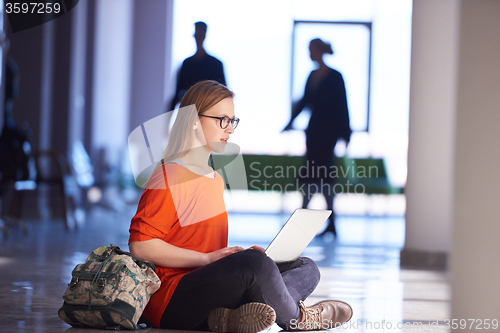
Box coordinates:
[199,115,240,129]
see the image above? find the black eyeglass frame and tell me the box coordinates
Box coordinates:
[199,115,240,129]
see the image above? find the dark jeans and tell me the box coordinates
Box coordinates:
[160,249,320,330]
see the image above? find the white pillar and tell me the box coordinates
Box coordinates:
[129,0,174,131]
[67,0,89,154]
[451,0,500,325]
[406,0,500,324]
[91,0,134,163]
[402,0,460,267]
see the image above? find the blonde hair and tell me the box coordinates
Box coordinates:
[161,80,234,163]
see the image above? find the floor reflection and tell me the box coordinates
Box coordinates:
[0,206,449,332]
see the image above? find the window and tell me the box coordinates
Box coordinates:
[292,21,371,132]
[172,0,412,187]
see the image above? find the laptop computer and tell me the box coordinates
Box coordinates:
[265,208,332,263]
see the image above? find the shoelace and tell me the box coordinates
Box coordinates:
[297,301,323,329]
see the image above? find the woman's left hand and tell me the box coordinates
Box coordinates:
[248,245,266,253]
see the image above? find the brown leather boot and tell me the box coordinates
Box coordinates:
[289,299,353,331]
[207,302,276,333]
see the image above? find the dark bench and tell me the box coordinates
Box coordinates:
[211,154,403,195]
[213,155,403,194]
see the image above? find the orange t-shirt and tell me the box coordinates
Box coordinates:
[129,163,228,327]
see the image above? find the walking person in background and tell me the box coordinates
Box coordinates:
[170,21,226,111]
[284,38,352,238]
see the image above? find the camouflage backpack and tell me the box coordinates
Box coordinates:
[58,244,161,330]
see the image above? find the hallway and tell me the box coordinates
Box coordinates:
[0,205,449,332]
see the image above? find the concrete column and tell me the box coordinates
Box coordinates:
[129,0,173,131]
[67,0,89,154]
[6,1,87,155]
[91,0,133,164]
[402,0,460,268]
[129,0,173,132]
[0,14,6,135]
[451,0,500,325]
[405,0,500,324]
[49,9,72,156]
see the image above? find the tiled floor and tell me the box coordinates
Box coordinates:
[0,203,450,332]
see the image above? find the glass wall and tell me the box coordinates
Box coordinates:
[171,0,412,188]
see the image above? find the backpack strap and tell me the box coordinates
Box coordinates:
[87,246,115,310]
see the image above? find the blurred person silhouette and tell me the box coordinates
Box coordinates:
[0,58,34,185]
[0,58,35,232]
[283,38,352,238]
[170,21,226,111]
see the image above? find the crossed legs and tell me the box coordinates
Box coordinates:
[160,249,320,330]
